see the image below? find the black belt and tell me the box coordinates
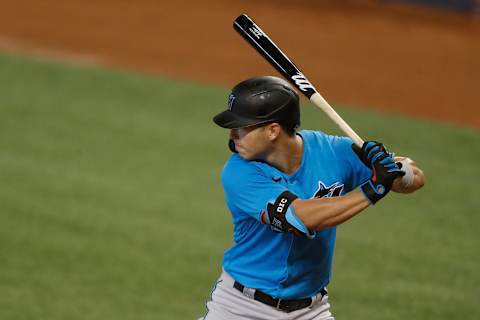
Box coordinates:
[233,281,327,313]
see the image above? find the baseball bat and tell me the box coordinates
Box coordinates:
[233,14,364,147]
[234,14,415,187]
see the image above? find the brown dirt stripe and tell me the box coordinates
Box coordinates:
[0,0,478,127]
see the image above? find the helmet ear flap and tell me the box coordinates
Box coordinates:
[228,139,238,153]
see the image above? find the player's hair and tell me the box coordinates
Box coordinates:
[279,123,296,137]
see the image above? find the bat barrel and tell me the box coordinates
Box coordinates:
[234,14,317,99]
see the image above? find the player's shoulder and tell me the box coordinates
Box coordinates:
[223,153,255,171]
[221,154,271,183]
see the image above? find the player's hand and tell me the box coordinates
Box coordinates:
[391,156,425,193]
[352,141,405,204]
[352,141,388,167]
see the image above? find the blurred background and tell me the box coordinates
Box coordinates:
[0,1,478,319]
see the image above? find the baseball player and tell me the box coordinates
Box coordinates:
[200,76,425,320]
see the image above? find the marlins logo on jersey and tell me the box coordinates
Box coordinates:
[314,181,344,198]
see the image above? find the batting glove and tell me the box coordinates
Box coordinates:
[352,141,405,204]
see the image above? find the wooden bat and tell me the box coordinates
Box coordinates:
[233,14,364,147]
[234,14,416,187]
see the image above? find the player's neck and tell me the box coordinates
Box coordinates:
[266,133,303,175]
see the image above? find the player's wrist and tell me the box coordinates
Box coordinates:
[360,179,386,205]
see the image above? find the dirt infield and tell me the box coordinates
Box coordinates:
[0,0,478,127]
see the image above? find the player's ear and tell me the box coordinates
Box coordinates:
[266,123,281,141]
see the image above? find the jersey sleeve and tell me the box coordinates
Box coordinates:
[222,156,314,238]
[221,156,289,222]
[332,136,372,190]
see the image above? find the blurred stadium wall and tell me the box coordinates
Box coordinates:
[388,0,478,11]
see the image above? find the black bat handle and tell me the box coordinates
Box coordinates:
[233,14,318,99]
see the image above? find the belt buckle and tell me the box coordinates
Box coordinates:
[277,298,296,313]
[243,287,255,300]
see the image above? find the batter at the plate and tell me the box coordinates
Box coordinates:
[200,76,425,320]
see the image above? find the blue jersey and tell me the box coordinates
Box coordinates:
[221,130,371,299]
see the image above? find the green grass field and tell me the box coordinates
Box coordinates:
[0,54,478,320]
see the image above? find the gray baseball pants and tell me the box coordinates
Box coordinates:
[199,271,335,320]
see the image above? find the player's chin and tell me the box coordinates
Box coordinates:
[237,151,251,160]
[241,152,264,162]
[237,148,254,160]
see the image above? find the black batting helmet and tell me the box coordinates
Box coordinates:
[213,76,300,130]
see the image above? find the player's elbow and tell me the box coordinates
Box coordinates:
[297,215,315,231]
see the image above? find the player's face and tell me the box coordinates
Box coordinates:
[230,124,272,160]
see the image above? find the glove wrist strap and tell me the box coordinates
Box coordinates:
[360,180,387,205]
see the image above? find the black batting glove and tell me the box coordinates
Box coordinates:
[352,141,405,204]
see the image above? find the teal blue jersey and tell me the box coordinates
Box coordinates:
[221,130,371,299]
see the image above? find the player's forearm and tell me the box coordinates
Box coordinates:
[293,191,370,231]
